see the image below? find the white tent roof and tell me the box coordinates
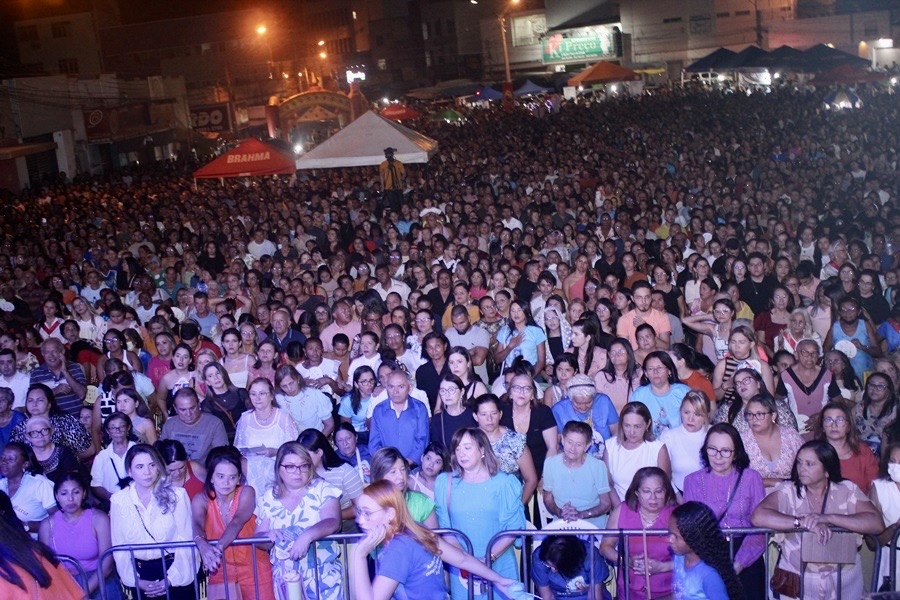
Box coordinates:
[296,110,438,169]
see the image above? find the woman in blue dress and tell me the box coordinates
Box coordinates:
[825,295,881,382]
[494,300,547,379]
[434,427,525,600]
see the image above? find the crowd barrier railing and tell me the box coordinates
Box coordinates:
[886,526,900,592]
[95,528,474,600]
[485,526,882,600]
[86,525,881,600]
[57,554,91,597]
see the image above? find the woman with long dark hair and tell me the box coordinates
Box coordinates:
[595,337,643,414]
[0,494,85,599]
[669,501,745,599]
[494,300,547,378]
[338,366,376,441]
[191,448,275,600]
[39,471,120,599]
[568,317,608,378]
[856,371,898,456]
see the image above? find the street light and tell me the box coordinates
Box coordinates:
[257,24,274,79]
[498,0,521,84]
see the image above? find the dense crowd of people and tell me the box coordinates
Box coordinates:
[1,83,900,599]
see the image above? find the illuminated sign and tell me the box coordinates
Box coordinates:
[542,24,619,64]
[346,70,366,83]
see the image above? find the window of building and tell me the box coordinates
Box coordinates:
[51,21,72,38]
[422,22,429,40]
[16,25,38,43]
[663,17,683,23]
[425,51,432,67]
[377,58,387,70]
[375,35,384,47]
[58,58,79,74]
[716,12,730,18]
[690,15,711,34]
[864,26,879,38]
[735,10,751,16]
[435,20,442,36]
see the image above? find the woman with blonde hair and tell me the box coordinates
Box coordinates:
[109,444,199,600]
[350,480,517,599]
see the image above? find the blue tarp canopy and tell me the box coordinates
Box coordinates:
[474,85,504,101]
[514,80,551,96]
[789,44,870,72]
[721,45,770,69]
[685,48,738,72]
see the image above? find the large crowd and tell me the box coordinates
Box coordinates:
[1,83,900,600]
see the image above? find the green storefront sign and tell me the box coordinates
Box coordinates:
[542,27,615,64]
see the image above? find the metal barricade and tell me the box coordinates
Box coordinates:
[58,554,91,597]
[887,526,900,592]
[96,528,474,600]
[484,526,880,600]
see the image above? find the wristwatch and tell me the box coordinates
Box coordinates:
[793,517,801,529]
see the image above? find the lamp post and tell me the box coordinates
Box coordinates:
[257,24,274,79]
[497,0,520,84]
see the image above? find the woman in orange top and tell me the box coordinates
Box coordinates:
[0,501,85,600]
[192,449,275,600]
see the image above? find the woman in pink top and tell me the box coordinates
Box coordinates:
[600,467,677,599]
[38,472,119,600]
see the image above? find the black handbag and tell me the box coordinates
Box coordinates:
[133,503,174,582]
[135,553,175,581]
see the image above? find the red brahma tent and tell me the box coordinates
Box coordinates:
[194,138,295,179]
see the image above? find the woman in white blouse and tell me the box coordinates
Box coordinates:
[235,377,299,495]
[110,444,199,600]
[89,412,136,503]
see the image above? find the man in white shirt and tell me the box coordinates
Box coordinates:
[445,305,491,384]
[247,228,277,260]
[501,206,523,231]
[0,349,28,409]
[374,265,411,305]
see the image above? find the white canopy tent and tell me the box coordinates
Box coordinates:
[296,110,438,169]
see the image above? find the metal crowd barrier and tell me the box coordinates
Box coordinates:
[57,554,91,597]
[886,526,900,592]
[94,528,474,600]
[484,526,882,600]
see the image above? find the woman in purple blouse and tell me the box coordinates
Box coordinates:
[683,422,767,598]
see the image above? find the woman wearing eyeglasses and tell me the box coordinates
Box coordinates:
[854,371,897,456]
[25,416,81,485]
[256,442,343,600]
[90,412,136,502]
[739,394,803,490]
[814,401,879,494]
[777,339,839,440]
[824,295,882,382]
[0,442,56,535]
[473,394,538,507]
[684,423,767,598]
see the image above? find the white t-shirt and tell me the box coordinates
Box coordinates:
[90,441,136,496]
[247,239,277,260]
[0,472,55,524]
